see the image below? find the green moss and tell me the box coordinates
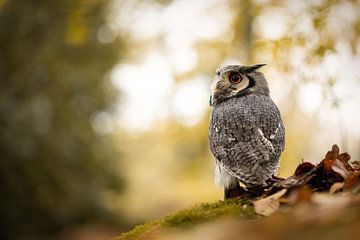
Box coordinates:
[115,198,257,240]
[163,198,256,228]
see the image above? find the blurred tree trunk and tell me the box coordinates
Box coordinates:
[242,0,254,63]
[0,1,125,239]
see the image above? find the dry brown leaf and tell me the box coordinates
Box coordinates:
[294,162,316,176]
[332,159,351,179]
[268,168,316,193]
[329,182,344,194]
[236,145,359,200]
[351,161,360,171]
[253,189,287,216]
[294,186,312,203]
[325,144,339,160]
[344,172,360,190]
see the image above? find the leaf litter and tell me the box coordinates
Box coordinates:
[250,144,360,216]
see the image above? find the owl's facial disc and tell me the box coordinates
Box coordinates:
[210,70,250,106]
[211,71,249,95]
[226,71,250,95]
[210,63,268,106]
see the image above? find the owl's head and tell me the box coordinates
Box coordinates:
[210,64,269,106]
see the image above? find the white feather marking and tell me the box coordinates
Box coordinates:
[270,123,281,140]
[215,161,233,188]
[257,127,265,137]
[215,162,222,188]
[257,127,275,152]
[228,137,236,142]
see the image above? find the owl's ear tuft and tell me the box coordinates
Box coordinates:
[241,64,266,73]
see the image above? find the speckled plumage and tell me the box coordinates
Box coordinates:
[208,64,285,198]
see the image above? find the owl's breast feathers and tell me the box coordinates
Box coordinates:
[209,94,285,185]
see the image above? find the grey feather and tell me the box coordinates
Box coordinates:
[209,64,285,191]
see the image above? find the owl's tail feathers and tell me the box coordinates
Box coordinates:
[215,161,237,188]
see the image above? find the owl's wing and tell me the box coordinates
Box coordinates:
[268,120,285,155]
[210,122,278,185]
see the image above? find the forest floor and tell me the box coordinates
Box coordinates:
[114,145,360,240]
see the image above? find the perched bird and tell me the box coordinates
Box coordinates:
[208,64,285,199]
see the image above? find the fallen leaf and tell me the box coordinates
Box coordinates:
[309,159,344,191]
[294,186,313,203]
[344,172,360,191]
[253,189,287,216]
[269,168,316,193]
[351,161,360,171]
[329,182,344,194]
[332,159,351,179]
[325,144,339,160]
[294,162,316,176]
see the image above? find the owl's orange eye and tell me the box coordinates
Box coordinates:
[229,73,242,84]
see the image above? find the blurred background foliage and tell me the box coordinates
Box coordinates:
[0,0,125,239]
[0,0,359,239]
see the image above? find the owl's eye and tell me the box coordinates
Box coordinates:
[229,73,242,84]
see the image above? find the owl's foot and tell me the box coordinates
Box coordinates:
[224,184,246,199]
[224,183,269,199]
[244,185,266,196]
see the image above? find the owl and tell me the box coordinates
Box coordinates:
[208,64,285,199]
